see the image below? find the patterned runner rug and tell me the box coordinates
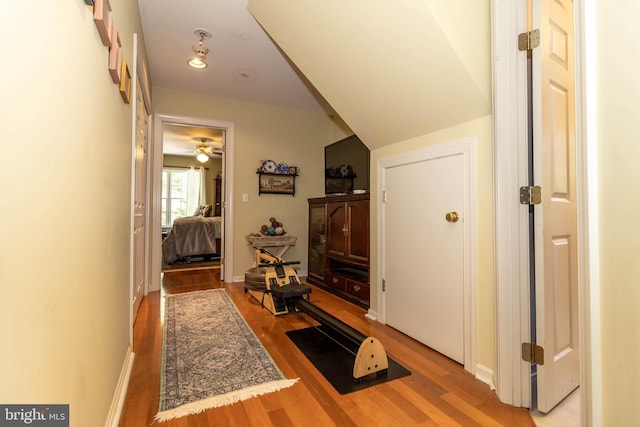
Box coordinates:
[155,289,297,422]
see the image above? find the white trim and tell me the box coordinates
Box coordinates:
[376,138,477,375]
[151,114,236,290]
[104,348,135,427]
[492,0,531,407]
[575,0,600,425]
[475,364,496,390]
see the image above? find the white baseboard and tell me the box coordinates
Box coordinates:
[365,309,377,321]
[475,363,495,390]
[104,347,135,427]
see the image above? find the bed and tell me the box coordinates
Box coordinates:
[162,214,222,264]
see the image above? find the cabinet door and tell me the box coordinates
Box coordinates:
[346,200,369,263]
[326,202,347,258]
[307,203,326,281]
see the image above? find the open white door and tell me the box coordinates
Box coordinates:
[132,75,149,322]
[532,0,579,412]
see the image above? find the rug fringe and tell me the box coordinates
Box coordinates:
[154,378,299,423]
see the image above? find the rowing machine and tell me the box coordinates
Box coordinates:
[244,249,308,315]
[244,249,389,380]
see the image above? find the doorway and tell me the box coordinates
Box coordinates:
[150,114,236,291]
[493,0,590,422]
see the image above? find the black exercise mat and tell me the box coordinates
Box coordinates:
[286,325,411,394]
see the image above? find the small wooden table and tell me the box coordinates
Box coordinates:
[245,234,297,265]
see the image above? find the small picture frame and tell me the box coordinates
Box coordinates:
[108,26,122,84]
[119,61,131,104]
[258,173,296,196]
[93,0,112,46]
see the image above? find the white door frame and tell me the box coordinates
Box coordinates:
[376,138,477,375]
[149,114,236,291]
[492,0,600,424]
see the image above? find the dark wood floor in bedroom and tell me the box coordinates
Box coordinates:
[118,267,535,427]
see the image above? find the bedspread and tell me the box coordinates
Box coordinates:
[163,216,222,264]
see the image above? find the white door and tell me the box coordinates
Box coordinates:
[132,77,149,321]
[383,152,465,364]
[532,0,579,412]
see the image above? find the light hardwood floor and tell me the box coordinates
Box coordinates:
[118,267,536,426]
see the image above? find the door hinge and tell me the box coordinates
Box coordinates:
[520,186,542,205]
[382,190,387,203]
[382,278,386,292]
[518,29,540,51]
[522,342,545,365]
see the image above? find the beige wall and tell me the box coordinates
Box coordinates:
[0,1,144,426]
[152,87,337,278]
[594,2,640,424]
[370,115,494,369]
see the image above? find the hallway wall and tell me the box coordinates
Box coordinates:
[0,1,146,425]
[592,2,640,424]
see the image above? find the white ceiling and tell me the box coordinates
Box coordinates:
[162,124,223,158]
[138,0,330,156]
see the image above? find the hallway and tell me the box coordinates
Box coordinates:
[118,268,536,426]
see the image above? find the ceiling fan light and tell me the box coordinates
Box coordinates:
[196,152,209,163]
[188,40,209,69]
[188,57,207,69]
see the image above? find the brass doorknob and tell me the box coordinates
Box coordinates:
[445,212,460,223]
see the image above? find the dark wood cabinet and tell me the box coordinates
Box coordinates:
[326,199,369,264]
[214,177,222,216]
[307,193,369,307]
[307,202,326,285]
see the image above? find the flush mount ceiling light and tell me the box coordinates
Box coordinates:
[194,137,213,162]
[188,29,212,69]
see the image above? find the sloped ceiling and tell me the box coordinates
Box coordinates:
[247,0,491,150]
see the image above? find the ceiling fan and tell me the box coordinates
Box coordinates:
[194,137,222,162]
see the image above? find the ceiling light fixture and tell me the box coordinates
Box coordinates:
[196,151,210,162]
[194,137,213,163]
[188,29,212,69]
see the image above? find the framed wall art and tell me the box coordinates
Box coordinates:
[108,26,122,83]
[119,61,131,104]
[258,172,296,196]
[93,0,112,46]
